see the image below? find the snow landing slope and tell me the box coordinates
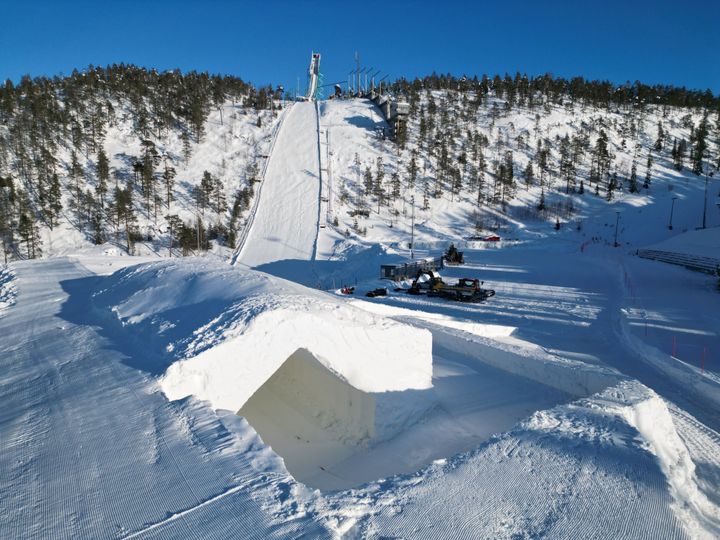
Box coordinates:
[235,101,322,268]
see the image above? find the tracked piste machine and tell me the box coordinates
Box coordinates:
[407,270,495,303]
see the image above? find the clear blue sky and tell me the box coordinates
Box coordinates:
[1,0,718,94]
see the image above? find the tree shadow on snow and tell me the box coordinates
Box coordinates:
[343,115,383,132]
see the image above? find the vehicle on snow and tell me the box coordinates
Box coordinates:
[407,270,495,303]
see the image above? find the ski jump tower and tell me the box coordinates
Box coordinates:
[306,52,322,101]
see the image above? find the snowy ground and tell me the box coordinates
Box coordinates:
[2,97,720,539]
[2,246,718,538]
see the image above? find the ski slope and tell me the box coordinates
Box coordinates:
[235,101,321,269]
[0,257,330,539]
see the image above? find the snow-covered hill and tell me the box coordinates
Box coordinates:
[0,66,283,260]
[318,91,718,256]
[1,68,719,539]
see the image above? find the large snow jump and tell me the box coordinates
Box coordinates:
[235,102,321,269]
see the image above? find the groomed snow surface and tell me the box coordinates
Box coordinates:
[2,246,719,538]
[2,96,720,538]
[235,101,322,269]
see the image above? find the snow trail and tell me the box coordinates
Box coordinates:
[235,101,321,269]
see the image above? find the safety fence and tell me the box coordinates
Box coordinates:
[380,256,445,281]
[637,249,720,276]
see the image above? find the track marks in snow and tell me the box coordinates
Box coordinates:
[0,259,329,539]
[670,405,720,525]
[362,383,689,539]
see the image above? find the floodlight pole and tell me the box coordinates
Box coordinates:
[614,211,620,247]
[668,197,677,230]
[410,195,415,259]
[355,52,360,97]
[702,165,714,229]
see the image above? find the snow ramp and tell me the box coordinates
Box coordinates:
[92,259,433,483]
[235,101,321,268]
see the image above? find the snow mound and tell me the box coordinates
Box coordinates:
[575,381,720,538]
[0,266,17,316]
[92,258,433,412]
[354,380,717,539]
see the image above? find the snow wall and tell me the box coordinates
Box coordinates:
[92,258,433,414]
[237,348,377,479]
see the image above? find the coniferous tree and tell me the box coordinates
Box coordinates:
[673,139,687,171]
[523,161,534,190]
[559,135,573,193]
[450,167,462,201]
[179,221,198,255]
[70,150,84,213]
[113,187,136,254]
[91,206,104,245]
[408,152,418,190]
[47,173,62,229]
[501,151,515,203]
[140,140,156,212]
[691,116,709,175]
[476,147,486,204]
[391,171,401,202]
[654,122,664,151]
[0,176,15,262]
[537,189,546,212]
[198,170,213,213]
[537,146,549,188]
[181,131,192,163]
[592,130,611,185]
[163,163,176,209]
[96,147,109,209]
[374,159,386,213]
[628,161,639,193]
[363,166,373,199]
[17,190,41,259]
[607,172,618,201]
[165,214,183,256]
[212,176,227,214]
